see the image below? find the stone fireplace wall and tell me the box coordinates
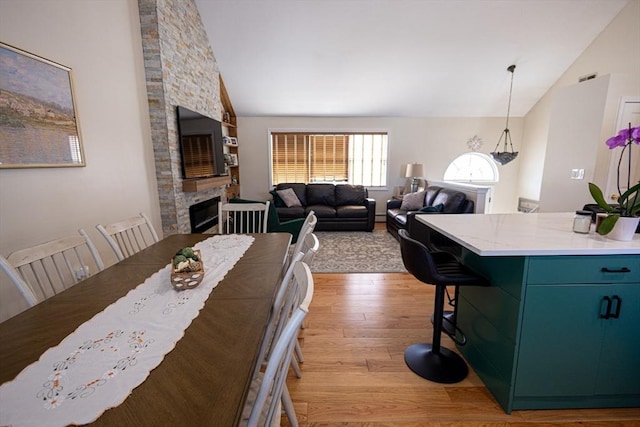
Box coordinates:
[138,0,226,235]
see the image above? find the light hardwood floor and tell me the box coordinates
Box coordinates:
[283,229,640,426]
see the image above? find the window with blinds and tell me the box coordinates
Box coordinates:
[271,132,388,187]
[181,134,215,178]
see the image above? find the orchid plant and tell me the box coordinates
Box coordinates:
[588,123,640,235]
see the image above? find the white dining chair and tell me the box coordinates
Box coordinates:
[299,231,319,266]
[218,201,270,234]
[254,251,304,379]
[0,255,38,313]
[241,307,307,427]
[290,232,319,377]
[283,212,317,274]
[96,212,159,261]
[3,229,104,304]
[298,210,317,240]
[252,259,312,426]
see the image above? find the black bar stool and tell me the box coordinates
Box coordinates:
[398,229,489,383]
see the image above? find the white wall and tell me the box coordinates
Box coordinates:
[236,116,522,215]
[518,0,640,204]
[0,2,159,263]
[538,75,611,212]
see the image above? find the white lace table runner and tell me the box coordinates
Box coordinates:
[0,234,254,427]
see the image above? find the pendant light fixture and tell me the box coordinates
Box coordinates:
[490,64,519,165]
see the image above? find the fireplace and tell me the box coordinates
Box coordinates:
[189,197,220,233]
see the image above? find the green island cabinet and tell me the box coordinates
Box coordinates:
[415,213,640,413]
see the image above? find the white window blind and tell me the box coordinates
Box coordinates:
[271,132,388,187]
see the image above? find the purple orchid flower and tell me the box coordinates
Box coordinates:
[606,126,640,149]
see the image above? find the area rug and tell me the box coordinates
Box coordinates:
[311,229,407,273]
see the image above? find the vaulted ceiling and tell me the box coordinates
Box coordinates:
[196,0,629,118]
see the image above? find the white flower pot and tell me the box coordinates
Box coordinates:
[607,216,640,241]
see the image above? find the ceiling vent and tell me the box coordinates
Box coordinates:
[578,73,598,83]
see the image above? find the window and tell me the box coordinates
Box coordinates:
[68,135,82,163]
[271,132,388,187]
[443,152,499,183]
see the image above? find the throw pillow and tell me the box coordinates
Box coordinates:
[419,203,444,213]
[400,190,426,211]
[277,188,302,207]
[306,183,336,206]
[269,189,285,208]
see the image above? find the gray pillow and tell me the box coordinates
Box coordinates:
[400,190,426,211]
[277,188,302,207]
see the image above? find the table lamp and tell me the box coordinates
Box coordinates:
[405,163,424,193]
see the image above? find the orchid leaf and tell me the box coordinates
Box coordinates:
[619,182,640,203]
[588,183,614,212]
[597,214,619,235]
[618,182,640,217]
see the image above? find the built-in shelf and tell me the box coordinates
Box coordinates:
[182,175,231,192]
[220,75,239,200]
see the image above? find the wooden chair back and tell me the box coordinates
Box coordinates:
[243,308,307,427]
[96,212,159,261]
[218,202,270,234]
[283,213,317,273]
[0,256,38,307]
[4,229,104,303]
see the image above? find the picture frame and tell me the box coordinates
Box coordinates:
[223,136,238,146]
[0,42,85,168]
[228,153,238,166]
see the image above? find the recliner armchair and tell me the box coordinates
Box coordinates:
[387,186,474,241]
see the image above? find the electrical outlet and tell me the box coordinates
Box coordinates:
[75,266,90,280]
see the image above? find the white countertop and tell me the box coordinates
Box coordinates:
[416,212,640,256]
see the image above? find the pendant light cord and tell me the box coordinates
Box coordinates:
[504,64,515,131]
[492,64,517,153]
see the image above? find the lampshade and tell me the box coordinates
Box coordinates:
[405,163,424,178]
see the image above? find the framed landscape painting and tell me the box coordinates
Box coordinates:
[0,42,85,168]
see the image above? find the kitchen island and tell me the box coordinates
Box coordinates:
[415,212,640,413]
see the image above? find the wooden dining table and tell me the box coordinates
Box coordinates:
[0,232,291,426]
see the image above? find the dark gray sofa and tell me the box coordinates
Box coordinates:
[271,183,376,231]
[386,185,474,241]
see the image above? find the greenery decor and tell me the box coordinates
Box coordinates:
[588,124,640,235]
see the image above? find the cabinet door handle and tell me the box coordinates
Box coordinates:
[611,295,622,319]
[601,267,631,273]
[600,296,612,319]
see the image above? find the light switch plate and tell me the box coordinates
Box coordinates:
[571,169,585,180]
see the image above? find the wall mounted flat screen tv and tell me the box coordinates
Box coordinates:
[176,106,227,179]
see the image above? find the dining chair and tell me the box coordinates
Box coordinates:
[3,229,104,304]
[96,212,159,261]
[229,197,306,243]
[218,201,270,234]
[299,231,319,266]
[298,210,317,244]
[283,212,317,273]
[254,251,304,379]
[252,259,312,426]
[242,307,307,427]
[291,232,319,377]
[0,255,38,309]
